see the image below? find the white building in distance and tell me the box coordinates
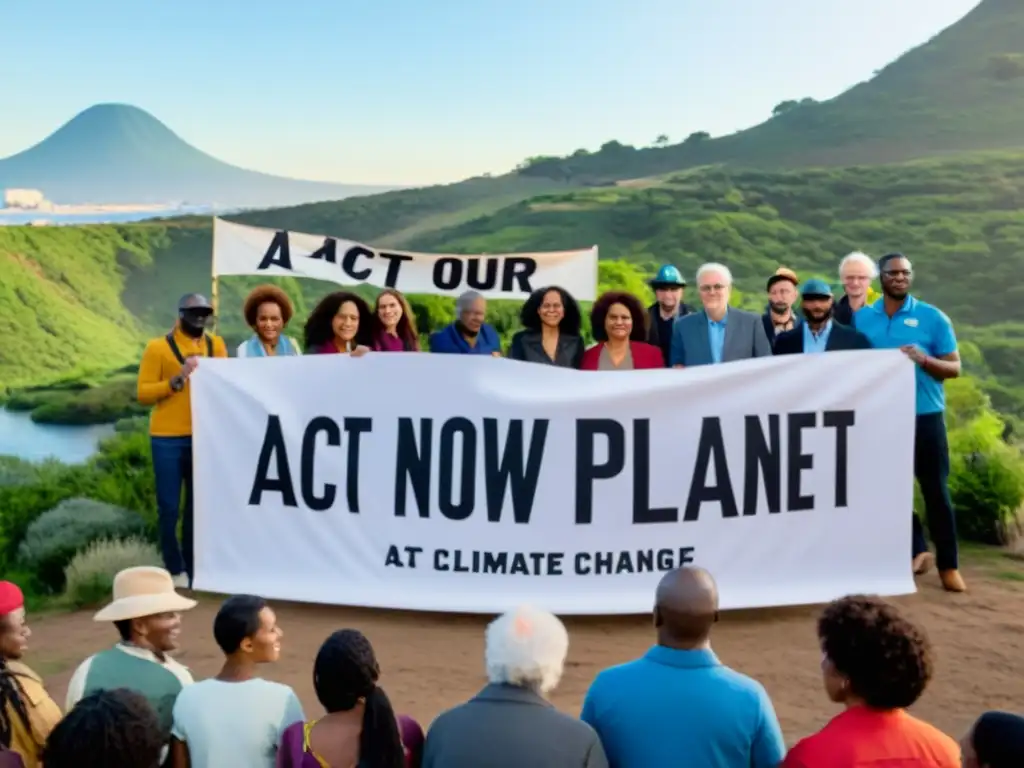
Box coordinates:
[2,188,49,210]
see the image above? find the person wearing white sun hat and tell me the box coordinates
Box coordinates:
[64,566,197,761]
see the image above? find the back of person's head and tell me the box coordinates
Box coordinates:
[43,688,163,768]
[313,629,404,768]
[213,594,268,654]
[485,605,569,696]
[969,710,1024,768]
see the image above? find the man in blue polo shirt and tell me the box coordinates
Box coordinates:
[580,567,785,767]
[854,252,965,593]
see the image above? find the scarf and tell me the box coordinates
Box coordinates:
[244,334,297,357]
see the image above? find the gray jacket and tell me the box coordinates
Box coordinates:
[422,683,608,768]
[669,307,773,367]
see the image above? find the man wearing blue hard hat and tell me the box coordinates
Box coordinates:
[773,278,872,355]
[647,265,693,367]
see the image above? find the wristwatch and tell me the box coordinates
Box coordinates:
[170,375,185,392]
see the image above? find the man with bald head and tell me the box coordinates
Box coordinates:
[136,293,227,588]
[581,567,785,767]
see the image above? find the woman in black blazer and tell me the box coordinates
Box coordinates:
[507,286,585,368]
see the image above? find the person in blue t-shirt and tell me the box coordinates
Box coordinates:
[428,290,502,356]
[853,253,965,593]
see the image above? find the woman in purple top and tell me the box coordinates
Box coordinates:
[372,290,420,352]
[303,292,374,357]
[277,629,423,768]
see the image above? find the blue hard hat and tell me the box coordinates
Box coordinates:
[801,278,833,298]
[650,264,687,287]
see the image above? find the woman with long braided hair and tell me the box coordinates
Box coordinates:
[277,629,423,768]
[0,581,61,768]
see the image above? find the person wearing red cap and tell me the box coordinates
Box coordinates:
[0,581,62,768]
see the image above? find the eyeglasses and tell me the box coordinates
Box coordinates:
[699,283,726,293]
[882,269,912,278]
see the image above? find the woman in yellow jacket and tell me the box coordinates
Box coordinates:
[0,581,62,768]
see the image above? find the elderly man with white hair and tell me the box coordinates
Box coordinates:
[427,289,502,355]
[833,250,878,326]
[669,262,772,367]
[422,605,607,768]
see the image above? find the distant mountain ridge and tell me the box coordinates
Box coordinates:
[0,104,400,207]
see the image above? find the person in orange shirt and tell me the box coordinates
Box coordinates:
[136,294,227,589]
[782,595,959,768]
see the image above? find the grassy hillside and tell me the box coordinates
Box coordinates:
[517,0,1024,184]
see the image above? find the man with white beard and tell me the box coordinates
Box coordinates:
[833,251,877,325]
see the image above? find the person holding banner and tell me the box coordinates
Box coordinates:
[580,292,664,370]
[237,285,302,358]
[304,292,374,356]
[136,294,228,586]
[372,289,421,352]
[507,286,584,368]
[428,290,501,356]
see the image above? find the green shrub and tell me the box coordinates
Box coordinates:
[63,537,163,609]
[17,498,147,592]
[949,411,1024,545]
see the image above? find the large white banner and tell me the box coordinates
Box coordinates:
[191,351,916,615]
[212,218,599,300]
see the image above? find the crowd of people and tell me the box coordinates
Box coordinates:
[1,569,1023,767]
[136,251,965,598]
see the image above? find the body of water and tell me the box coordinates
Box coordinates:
[0,407,116,464]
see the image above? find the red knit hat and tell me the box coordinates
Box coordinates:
[0,581,24,615]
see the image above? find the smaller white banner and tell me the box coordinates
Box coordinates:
[212,218,599,300]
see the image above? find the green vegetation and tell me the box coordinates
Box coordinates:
[63,537,163,609]
[516,0,1024,183]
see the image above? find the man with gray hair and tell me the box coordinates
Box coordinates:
[834,250,877,325]
[669,262,772,367]
[428,289,502,355]
[422,605,607,768]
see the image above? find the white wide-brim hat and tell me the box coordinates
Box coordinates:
[93,566,198,622]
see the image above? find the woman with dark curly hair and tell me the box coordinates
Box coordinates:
[508,286,584,368]
[580,291,664,370]
[304,292,373,357]
[372,289,421,352]
[237,285,301,357]
[43,689,163,768]
[781,595,959,768]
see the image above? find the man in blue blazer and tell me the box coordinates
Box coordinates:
[773,278,872,355]
[670,262,773,367]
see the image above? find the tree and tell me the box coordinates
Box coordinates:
[684,131,710,144]
[653,134,669,147]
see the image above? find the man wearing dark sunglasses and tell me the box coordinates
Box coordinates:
[853,253,964,593]
[136,293,228,589]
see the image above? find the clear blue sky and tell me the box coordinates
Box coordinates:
[1,0,979,186]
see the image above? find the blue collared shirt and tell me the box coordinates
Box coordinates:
[581,646,785,768]
[854,295,957,415]
[707,311,728,364]
[802,320,833,354]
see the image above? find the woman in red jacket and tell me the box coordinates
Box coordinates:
[581,291,665,370]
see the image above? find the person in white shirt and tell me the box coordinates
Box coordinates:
[169,594,305,768]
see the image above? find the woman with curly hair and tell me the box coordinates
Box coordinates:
[304,292,374,357]
[372,289,421,352]
[237,285,301,357]
[580,291,664,370]
[0,581,62,768]
[508,286,584,368]
[43,689,163,768]
[782,595,959,767]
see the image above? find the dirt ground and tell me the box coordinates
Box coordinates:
[25,545,1024,747]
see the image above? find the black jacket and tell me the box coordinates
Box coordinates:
[507,330,584,368]
[647,303,692,367]
[761,309,802,350]
[773,321,872,355]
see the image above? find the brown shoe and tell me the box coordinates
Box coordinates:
[912,552,934,575]
[940,569,966,593]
